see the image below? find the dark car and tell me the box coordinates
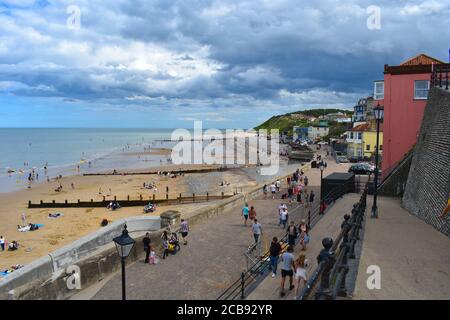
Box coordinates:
[348,163,374,175]
[348,156,359,163]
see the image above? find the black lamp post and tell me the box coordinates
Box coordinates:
[371,104,384,219]
[319,163,325,202]
[113,226,135,300]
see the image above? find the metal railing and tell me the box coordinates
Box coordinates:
[216,181,356,300]
[431,64,450,90]
[297,185,368,300]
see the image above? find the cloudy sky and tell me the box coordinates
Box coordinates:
[0,0,449,128]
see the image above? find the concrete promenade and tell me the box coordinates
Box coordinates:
[72,149,351,300]
[353,196,450,300]
[246,192,360,300]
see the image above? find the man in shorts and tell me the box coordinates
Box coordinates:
[270,183,277,199]
[179,219,189,245]
[280,245,295,297]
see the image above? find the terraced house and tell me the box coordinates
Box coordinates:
[346,122,383,160]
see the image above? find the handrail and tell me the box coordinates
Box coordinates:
[297,185,368,300]
[216,180,356,300]
[378,150,414,190]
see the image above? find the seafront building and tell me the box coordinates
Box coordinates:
[373,53,444,178]
[307,121,329,140]
[346,122,383,159]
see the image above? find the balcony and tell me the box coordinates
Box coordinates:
[431,64,450,91]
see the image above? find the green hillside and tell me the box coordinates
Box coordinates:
[254,109,353,134]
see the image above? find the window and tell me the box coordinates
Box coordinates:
[358,132,362,140]
[366,144,371,151]
[350,132,354,139]
[414,80,430,99]
[374,81,384,100]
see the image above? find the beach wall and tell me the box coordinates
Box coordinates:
[0,216,160,298]
[3,162,312,300]
[402,87,450,237]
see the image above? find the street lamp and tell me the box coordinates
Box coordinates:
[113,225,135,300]
[319,163,325,207]
[371,104,384,219]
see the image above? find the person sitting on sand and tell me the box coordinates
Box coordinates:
[111,202,120,211]
[29,223,39,231]
[8,241,19,251]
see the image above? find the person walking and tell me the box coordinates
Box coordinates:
[309,190,315,208]
[296,190,302,203]
[299,219,310,251]
[143,233,151,263]
[249,206,257,222]
[304,176,309,187]
[21,212,26,225]
[161,231,169,259]
[280,245,295,297]
[269,237,282,278]
[287,221,298,246]
[275,180,281,192]
[262,184,268,199]
[280,207,288,228]
[242,203,250,226]
[293,254,308,300]
[252,219,262,243]
[0,236,5,251]
[270,183,276,199]
[179,219,189,245]
[304,190,309,209]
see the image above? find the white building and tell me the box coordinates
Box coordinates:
[308,125,329,140]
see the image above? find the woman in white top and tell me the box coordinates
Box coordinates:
[293,254,308,300]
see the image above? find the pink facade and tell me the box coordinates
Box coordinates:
[374,54,444,178]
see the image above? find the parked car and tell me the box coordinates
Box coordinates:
[348,163,374,175]
[336,155,349,163]
[348,156,359,163]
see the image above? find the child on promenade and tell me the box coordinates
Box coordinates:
[293,254,308,300]
[249,206,257,222]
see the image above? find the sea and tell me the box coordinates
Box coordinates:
[0,128,176,193]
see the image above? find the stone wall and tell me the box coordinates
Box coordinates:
[0,216,160,296]
[402,87,450,237]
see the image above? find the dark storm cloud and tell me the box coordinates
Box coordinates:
[0,0,449,119]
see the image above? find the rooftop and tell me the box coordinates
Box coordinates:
[400,54,445,66]
[384,53,444,75]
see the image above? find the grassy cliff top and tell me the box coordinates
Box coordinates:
[254,108,353,133]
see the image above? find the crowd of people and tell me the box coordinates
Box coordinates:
[142,218,190,264]
[247,165,323,299]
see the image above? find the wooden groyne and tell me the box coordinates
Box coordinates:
[82,166,230,176]
[28,192,234,209]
